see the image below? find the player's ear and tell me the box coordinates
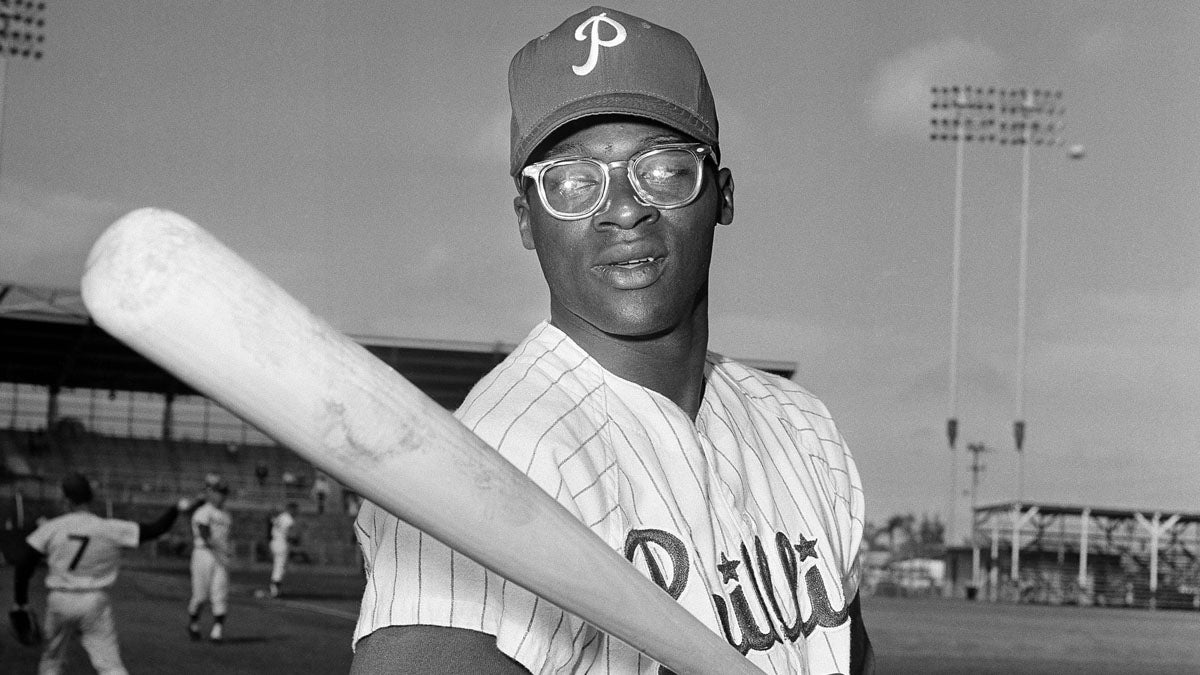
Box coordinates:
[715,167,734,226]
[514,189,536,250]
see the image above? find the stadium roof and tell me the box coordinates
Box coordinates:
[2,283,797,409]
[975,501,1200,525]
[2,283,512,409]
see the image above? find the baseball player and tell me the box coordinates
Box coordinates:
[352,6,872,674]
[187,479,233,642]
[10,473,190,674]
[267,501,299,598]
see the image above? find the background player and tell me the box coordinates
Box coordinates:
[10,472,190,674]
[187,479,232,642]
[267,501,299,598]
[351,6,871,674]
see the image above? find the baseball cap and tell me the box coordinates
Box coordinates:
[61,473,94,505]
[206,477,230,495]
[508,6,719,176]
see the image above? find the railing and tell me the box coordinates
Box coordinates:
[0,486,362,570]
[2,383,275,445]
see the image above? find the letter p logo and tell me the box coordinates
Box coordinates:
[572,12,626,76]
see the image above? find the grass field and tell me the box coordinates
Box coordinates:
[1,562,359,674]
[866,595,1200,674]
[3,562,1198,673]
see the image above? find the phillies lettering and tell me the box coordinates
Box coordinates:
[712,532,849,655]
[573,12,626,76]
[624,528,849,659]
[624,528,689,600]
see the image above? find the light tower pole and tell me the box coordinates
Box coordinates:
[1000,88,1065,502]
[930,86,1065,518]
[930,85,1001,544]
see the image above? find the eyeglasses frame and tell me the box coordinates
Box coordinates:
[519,143,716,221]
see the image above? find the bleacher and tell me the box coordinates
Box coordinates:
[1,293,516,575]
[6,429,313,503]
[0,427,361,570]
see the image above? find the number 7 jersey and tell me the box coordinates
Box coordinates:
[25,511,140,591]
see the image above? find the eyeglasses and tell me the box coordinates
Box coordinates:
[520,143,715,221]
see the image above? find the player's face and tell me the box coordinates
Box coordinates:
[515,119,734,340]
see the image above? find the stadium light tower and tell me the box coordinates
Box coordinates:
[931,86,1065,520]
[0,0,46,183]
[929,85,999,544]
[1004,88,1065,503]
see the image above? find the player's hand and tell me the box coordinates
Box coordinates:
[8,604,42,647]
[177,497,193,511]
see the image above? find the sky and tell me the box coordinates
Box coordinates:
[1,1,1197,541]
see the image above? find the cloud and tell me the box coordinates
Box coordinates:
[0,180,126,287]
[468,106,511,163]
[1071,24,1127,65]
[417,241,453,278]
[710,312,833,370]
[865,38,1006,138]
[1028,286,1200,412]
[1175,282,1200,338]
[1040,287,1200,346]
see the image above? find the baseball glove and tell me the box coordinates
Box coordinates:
[9,606,42,646]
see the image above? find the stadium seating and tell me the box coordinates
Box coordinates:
[0,427,361,570]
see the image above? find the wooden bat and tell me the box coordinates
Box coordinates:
[80,208,760,675]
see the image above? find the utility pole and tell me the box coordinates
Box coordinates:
[966,442,990,518]
[966,441,991,591]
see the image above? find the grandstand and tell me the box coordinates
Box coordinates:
[945,502,1200,611]
[0,283,516,568]
[1,282,797,571]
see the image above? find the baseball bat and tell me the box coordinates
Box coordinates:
[81,208,760,675]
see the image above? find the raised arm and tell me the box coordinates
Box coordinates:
[138,497,203,543]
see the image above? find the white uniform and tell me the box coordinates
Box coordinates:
[26,511,140,675]
[189,502,233,615]
[354,322,865,674]
[269,510,296,585]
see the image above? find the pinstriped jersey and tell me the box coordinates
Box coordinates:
[353,322,865,674]
[26,511,140,591]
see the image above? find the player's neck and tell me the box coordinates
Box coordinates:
[554,301,710,420]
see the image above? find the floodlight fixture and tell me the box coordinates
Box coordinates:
[0,0,46,61]
[0,1,45,189]
[929,86,1064,147]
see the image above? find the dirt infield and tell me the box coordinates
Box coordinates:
[3,563,1199,673]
